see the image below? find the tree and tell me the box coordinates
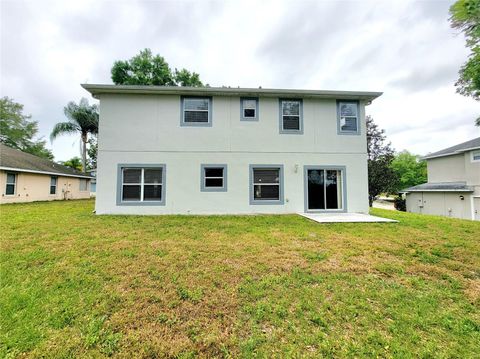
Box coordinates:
[0,97,54,159]
[111,48,204,87]
[87,136,97,170]
[50,98,99,172]
[61,157,82,171]
[390,151,427,192]
[367,116,398,206]
[449,0,480,125]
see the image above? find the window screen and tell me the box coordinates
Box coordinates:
[183,98,210,123]
[281,100,301,131]
[338,102,358,133]
[241,98,258,119]
[252,168,280,200]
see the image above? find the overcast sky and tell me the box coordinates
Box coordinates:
[1,0,479,161]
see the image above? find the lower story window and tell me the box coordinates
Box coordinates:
[5,173,16,195]
[121,166,165,203]
[250,165,284,204]
[79,178,88,191]
[50,176,57,195]
[306,168,344,211]
[201,165,227,192]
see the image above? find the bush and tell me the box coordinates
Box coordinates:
[394,196,406,211]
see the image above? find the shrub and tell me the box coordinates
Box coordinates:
[394,196,406,211]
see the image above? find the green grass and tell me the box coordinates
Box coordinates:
[1,200,479,358]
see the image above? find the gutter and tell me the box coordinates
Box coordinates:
[81,84,383,102]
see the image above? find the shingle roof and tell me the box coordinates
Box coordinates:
[0,143,92,178]
[423,137,480,160]
[400,182,474,193]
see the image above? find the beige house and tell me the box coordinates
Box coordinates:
[402,137,480,221]
[0,144,92,204]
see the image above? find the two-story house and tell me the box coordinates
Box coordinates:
[82,85,382,215]
[402,137,480,221]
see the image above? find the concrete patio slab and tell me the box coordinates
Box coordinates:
[298,212,398,223]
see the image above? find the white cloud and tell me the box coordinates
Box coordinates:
[1,0,478,161]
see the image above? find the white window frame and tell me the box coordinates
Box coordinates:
[471,149,480,162]
[181,96,212,127]
[337,100,360,135]
[117,164,166,206]
[5,172,16,196]
[279,99,303,134]
[50,176,57,195]
[240,97,258,121]
[201,164,227,192]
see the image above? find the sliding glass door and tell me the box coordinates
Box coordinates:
[306,168,344,211]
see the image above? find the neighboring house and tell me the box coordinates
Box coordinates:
[0,144,93,204]
[82,84,382,215]
[402,137,480,221]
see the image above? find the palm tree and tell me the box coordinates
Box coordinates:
[50,98,99,172]
[61,157,83,171]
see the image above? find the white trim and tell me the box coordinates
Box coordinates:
[0,166,92,179]
[423,146,480,160]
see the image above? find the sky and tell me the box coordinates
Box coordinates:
[1,0,479,161]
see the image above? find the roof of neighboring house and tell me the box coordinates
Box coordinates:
[422,137,480,160]
[0,143,93,179]
[400,182,474,193]
[82,84,383,102]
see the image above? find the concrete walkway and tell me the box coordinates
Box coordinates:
[298,212,398,223]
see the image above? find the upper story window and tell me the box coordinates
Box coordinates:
[5,173,16,195]
[120,166,165,204]
[337,100,360,135]
[240,97,258,121]
[279,99,303,134]
[50,176,57,195]
[201,164,227,192]
[181,97,212,126]
[472,150,480,162]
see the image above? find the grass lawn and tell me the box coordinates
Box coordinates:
[1,200,479,358]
